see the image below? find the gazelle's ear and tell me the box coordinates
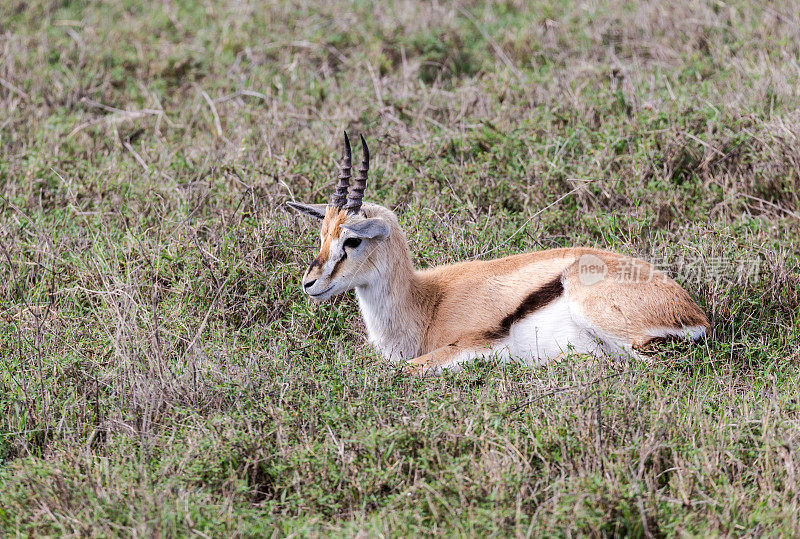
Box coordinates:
[342,218,390,239]
[286,202,328,220]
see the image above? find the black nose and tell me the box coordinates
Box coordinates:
[303,279,316,289]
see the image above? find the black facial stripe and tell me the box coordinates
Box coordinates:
[482,275,564,341]
[307,258,322,275]
[330,252,347,279]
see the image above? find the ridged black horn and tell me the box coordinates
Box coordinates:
[344,134,368,214]
[330,132,351,208]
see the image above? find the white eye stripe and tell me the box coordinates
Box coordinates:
[329,251,348,277]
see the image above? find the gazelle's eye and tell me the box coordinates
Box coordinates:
[343,237,362,250]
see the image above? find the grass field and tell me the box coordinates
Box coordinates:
[1,0,800,535]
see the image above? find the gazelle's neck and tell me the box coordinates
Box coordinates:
[354,235,427,361]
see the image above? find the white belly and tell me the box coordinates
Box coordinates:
[502,296,602,363]
[438,297,605,372]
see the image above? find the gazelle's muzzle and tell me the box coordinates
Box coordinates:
[302,255,333,299]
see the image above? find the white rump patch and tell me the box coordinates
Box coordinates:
[645,325,707,341]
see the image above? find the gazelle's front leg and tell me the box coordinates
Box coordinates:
[405,333,500,375]
[404,345,461,375]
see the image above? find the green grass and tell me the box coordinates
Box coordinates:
[1,0,799,535]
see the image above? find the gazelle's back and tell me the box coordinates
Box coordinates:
[416,247,709,359]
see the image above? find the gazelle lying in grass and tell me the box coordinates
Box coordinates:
[288,134,710,374]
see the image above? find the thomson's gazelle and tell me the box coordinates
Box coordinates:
[288,134,710,373]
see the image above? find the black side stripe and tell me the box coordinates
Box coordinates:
[482,275,564,341]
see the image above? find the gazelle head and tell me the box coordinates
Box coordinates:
[287,133,403,301]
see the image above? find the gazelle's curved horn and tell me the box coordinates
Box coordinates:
[344,134,369,214]
[330,132,351,208]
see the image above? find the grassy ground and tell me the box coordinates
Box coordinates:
[1,0,799,535]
